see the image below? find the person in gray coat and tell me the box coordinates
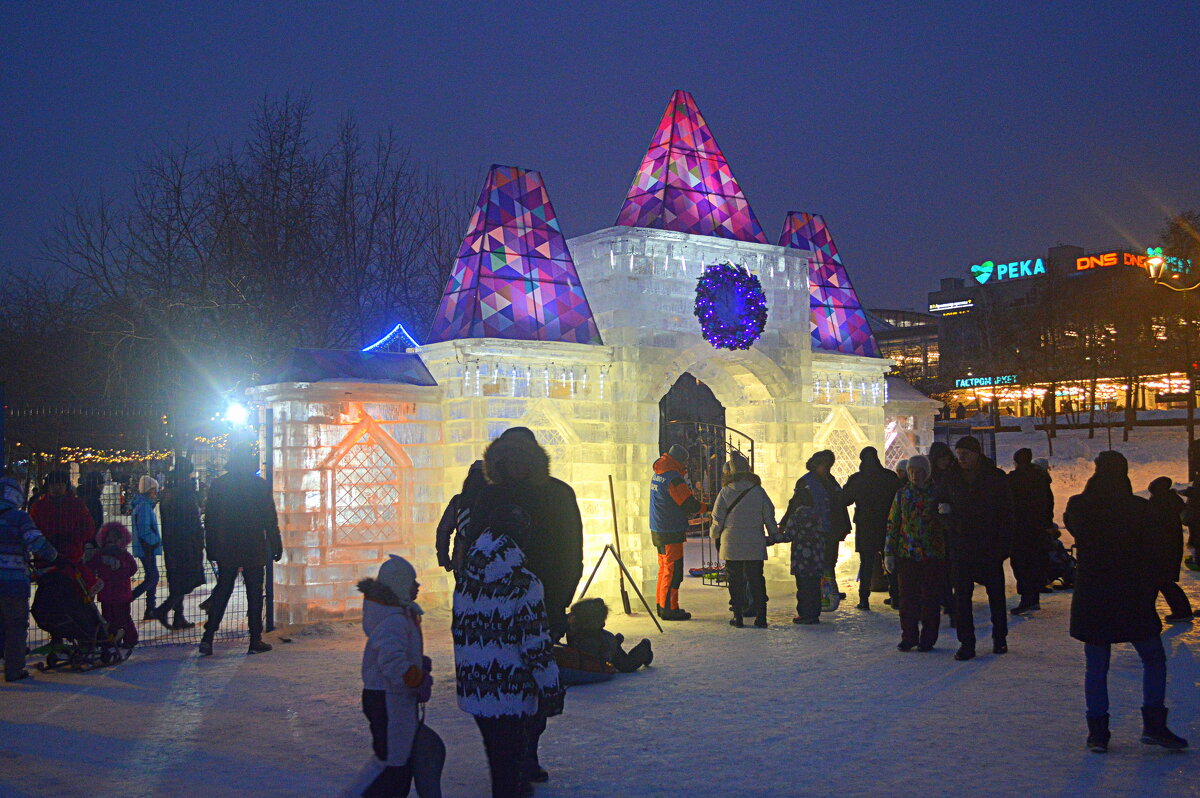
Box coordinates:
[710,453,777,628]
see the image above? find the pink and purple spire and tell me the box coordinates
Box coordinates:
[428,165,601,345]
[616,90,767,244]
[779,212,879,357]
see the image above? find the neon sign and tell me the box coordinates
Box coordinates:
[929,299,974,314]
[1075,250,1147,271]
[954,374,1018,389]
[970,258,1044,284]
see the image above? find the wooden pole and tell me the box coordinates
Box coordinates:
[608,474,633,615]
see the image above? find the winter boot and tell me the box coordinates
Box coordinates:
[754,612,768,629]
[1164,611,1194,623]
[1140,706,1189,750]
[954,646,976,661]
[628,638,653,668]
[172,613,196,630]
[247,638,273,654]
[855,598,870,611]
[1086,714,1110,753]
[1010,599,1040,616]
[198,634,214,657]
[152,606,173,629]
[142,605,158,621]
[729,611,744,628]
[993,639,1008,655]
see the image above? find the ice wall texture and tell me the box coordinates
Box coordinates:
[779,211,880,358]
[429,165,601,345]
[616,90,768,244]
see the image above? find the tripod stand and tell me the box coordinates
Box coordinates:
[577,475,664,633]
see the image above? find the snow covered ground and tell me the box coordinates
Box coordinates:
[3,543,1198,797]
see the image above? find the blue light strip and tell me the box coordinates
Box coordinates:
[362,322,420,352]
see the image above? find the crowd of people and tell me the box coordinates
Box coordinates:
[0,442,282,681]
[3,425,1196,796]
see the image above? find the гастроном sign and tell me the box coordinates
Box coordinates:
[970,258,1045,284]
[954,374,1018,389]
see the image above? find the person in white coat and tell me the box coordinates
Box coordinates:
[710,453,778,628]
[348,555,444,798]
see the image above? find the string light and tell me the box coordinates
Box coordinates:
[693,261,769,350]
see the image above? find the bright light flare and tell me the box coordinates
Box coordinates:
[224,402,251,426]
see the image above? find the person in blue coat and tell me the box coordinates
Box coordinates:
[129,476,161,620]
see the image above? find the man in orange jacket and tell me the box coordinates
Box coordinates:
[650,444,701,621]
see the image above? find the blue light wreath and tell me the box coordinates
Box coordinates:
[693,261,768,350]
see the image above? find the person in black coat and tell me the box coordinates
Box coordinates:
[1008,448,1055,615]
[435,460,485,575]
[199,443,282,656]
[1066,452,1187,752]
[152,458,206,630]
[842,446,901,610]
[929,441,960,625]
[942,436,1014,660]
[1146,477,1193,622]
[470,426,584,786]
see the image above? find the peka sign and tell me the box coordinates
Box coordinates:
[970,258,1045,285]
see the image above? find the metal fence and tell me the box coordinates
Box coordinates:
[25,478,254,651]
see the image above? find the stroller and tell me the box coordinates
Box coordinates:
[31,564,129,671]
[1045,529,1077,590]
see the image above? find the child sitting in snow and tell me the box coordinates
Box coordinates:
[89,521,139,649]
[566,597,652,673]
[349,555,444,798]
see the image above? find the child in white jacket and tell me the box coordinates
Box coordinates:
[348,555,444,798]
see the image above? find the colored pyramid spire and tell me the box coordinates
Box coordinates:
[428,165,601,345]
[779,212,879,357]
[616,90,767,244]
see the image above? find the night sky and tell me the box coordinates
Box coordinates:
[2,2,1197,312]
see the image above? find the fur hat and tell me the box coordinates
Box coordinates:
[907,455,931,475]
[138,475,159,493]
[568,597,609,631]
[1013,448,1033,465]
[96,521,132,548]
[483,434,550,486]
[375,554,421,614]
[724,451,750,474]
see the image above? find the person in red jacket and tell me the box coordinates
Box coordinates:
[29,471,95,564]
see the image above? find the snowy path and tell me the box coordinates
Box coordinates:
[2,555,1198,797]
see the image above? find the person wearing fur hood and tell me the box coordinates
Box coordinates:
[469,427,583,642]
[454,504,563,797]
[90,522,139,648]
[710,453,777,628]
[349,555,443,798]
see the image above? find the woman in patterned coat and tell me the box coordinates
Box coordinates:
[452,504,563,798]
[884,455,948,652]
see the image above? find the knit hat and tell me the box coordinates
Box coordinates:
[1094,450,1128,477]
[139,475,160,493]
[668,444,689,465]
[0,477,24,508]
[907,455,931,475]
[376,554,422,614]
[954,436,982,454]
[859,446,880,464]
[724,451,750,474]
[1013,448,1033,465]
[499,426,537,443]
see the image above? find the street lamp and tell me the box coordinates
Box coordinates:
[1146,246,1200,482]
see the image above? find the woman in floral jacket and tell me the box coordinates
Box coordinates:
[884,455,948,652]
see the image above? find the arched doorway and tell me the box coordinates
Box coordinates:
[659,373,725,502]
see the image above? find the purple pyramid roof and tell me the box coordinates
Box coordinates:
[779,212,879,357]
[616,90,767,244]
[428,165,601,345]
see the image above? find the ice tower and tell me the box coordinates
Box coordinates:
[251,91,918,623]
[780,211,879,358]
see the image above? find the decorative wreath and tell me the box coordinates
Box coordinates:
[693,261,769,350]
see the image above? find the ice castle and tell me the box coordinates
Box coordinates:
[251,90,938,622]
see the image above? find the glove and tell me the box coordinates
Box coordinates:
[884,556,896,574]
[937,503,952,516]
[539,687,565,718]
[102,555,121,570]
[272,550,283,562]
[415,672,433,704]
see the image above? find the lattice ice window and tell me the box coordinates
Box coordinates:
[825,429,860,486]
[333,432,402,545]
